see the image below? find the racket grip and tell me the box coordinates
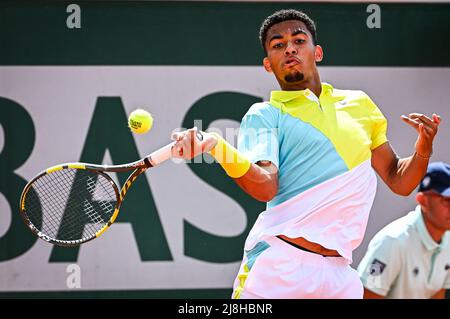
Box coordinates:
[148,131,203,166]
[148,141,176,166]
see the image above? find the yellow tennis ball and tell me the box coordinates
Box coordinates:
[128,109,153,134]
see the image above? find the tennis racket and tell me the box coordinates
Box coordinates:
[19,132,203,247]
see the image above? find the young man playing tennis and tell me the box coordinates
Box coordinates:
[171,9,441,298]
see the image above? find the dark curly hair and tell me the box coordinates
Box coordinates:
[259,9,318,54]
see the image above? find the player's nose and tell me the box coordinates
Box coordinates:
[284,41,297,56]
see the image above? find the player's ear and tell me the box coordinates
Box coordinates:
[314,45,323,63]
[263,57,272,73]
[416,192,427,208]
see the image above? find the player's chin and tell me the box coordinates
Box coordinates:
[284,71,305,83]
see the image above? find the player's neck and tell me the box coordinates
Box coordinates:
[280,75,322,98]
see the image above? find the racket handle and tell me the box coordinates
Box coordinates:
[147,141,176,166]
[147,131,204,166]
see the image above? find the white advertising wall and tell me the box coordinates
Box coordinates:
[1,66,449,292]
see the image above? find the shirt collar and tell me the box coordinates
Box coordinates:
[413,205,449,251]
[270,82,334,104]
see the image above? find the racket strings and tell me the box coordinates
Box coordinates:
[24,169,118,243]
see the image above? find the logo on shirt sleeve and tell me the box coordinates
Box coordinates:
[369,259,386,276]
[445,264,450,271]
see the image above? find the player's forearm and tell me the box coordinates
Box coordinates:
[209,133,278,202]
[388,153,429,196]
[390,112,440,196]
[233,162,278,202]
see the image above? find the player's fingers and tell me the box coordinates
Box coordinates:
[171,142,184,158]
[188,127,198,144]
[401,115,420,130]
[432,113,442,125]
[191,129,199,157]
[409,114,439,137]
[179,133,197,159]
[188,127,203,158]
[171,131,186,141]
[171,132,179,141]
[409,113,435,127]
[418,123,432,139]
[411,114,439,137]
[421,123,435,136]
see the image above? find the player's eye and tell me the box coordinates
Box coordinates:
[295,39,306,44]
[272,42,284,49]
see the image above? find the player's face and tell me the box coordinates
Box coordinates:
[422,192,450,231]
[263,20,323,90]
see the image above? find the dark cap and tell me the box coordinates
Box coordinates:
[418,161,450,196]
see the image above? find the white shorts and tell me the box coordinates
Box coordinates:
[232,236,363,299]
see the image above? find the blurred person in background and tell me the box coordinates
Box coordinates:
[358,162,450,299]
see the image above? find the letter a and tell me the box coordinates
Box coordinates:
[66,4,81,29]
[366,4,381,29]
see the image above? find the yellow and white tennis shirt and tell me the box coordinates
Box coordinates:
[358,206,450,298]
[238,82,388,263]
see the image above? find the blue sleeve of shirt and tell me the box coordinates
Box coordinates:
[238,103,279,168]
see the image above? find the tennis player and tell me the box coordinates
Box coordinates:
[171,9,441,298]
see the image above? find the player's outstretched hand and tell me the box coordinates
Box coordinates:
[401,113,441,158]
[171,127,218,159]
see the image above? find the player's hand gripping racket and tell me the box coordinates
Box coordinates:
[19,132,203,247]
